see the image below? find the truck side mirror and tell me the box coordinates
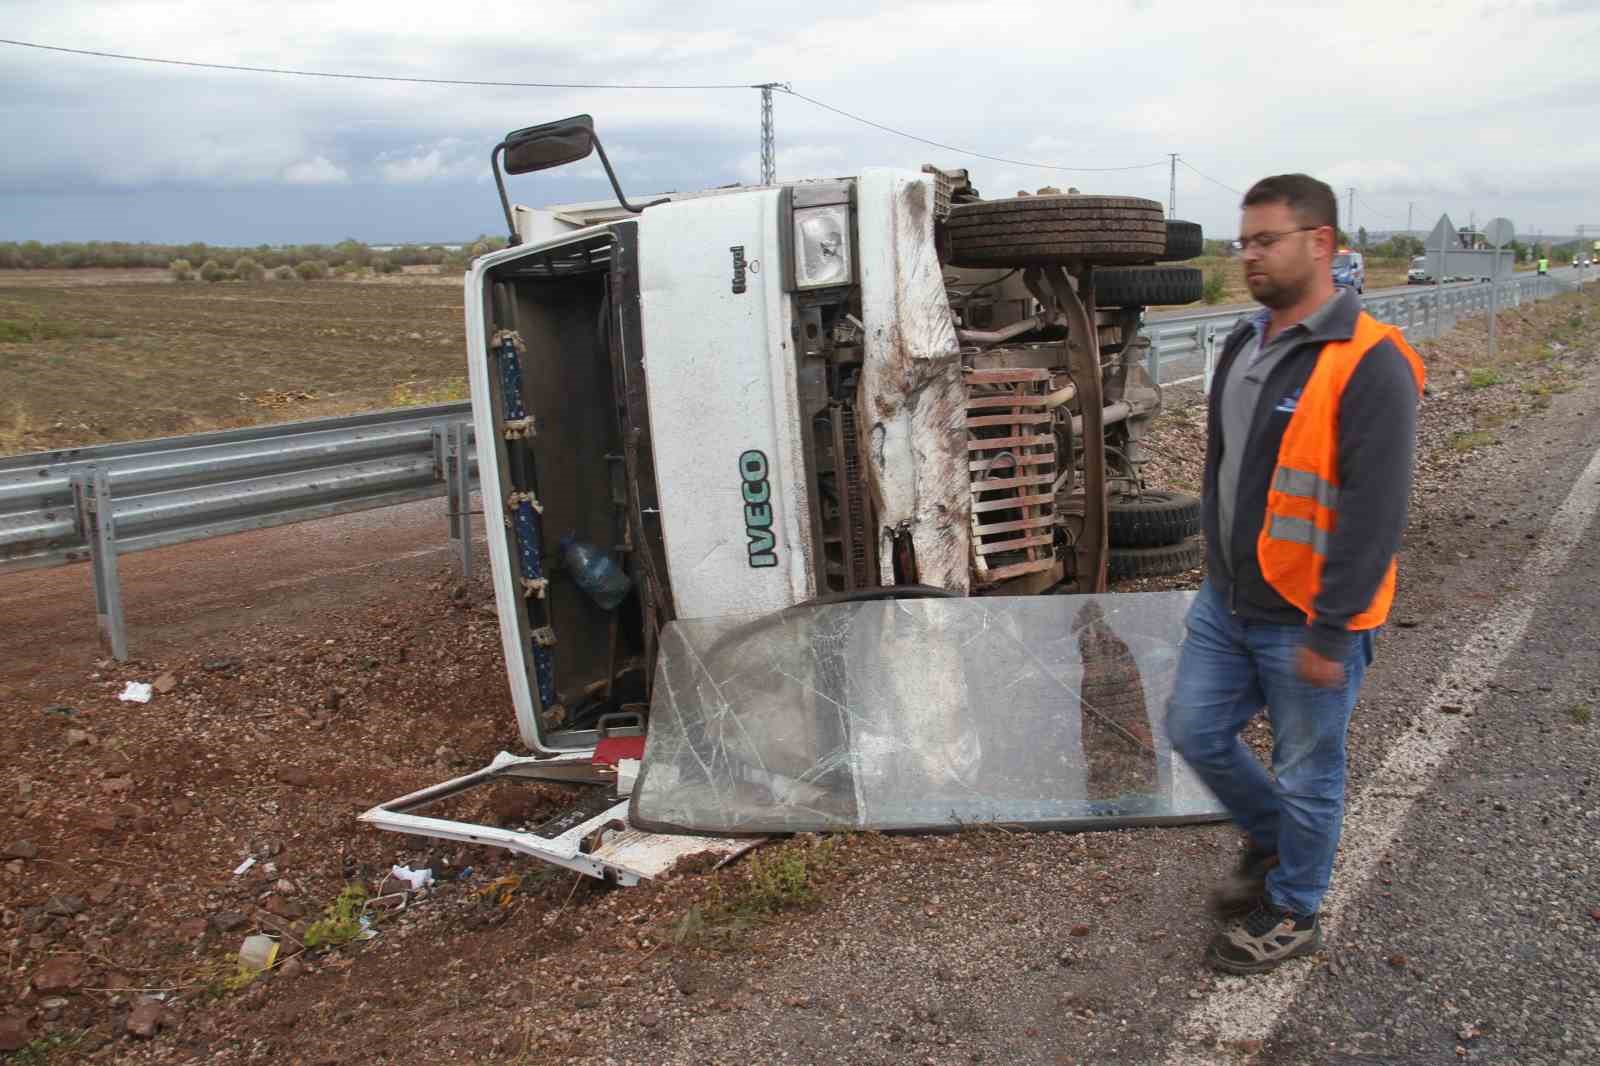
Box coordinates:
[490,114,668,246]
[500,115,596,174]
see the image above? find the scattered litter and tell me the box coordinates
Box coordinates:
[361,892,408,916]
[232,856,256,877]
[152,672,178,694]
[356,915,379,941]
[456,867,474,881]
[237,934,279,973]
[117,682,152,704]
[388,865,434,891]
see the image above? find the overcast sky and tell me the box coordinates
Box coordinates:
[4,0,1598,246]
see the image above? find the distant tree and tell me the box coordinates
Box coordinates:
[294,259,329,281]
[1357,226,1369,250]
[199,259,227,283]
[169,258,195,282]
[233,256,265,282]
[273,265,298,281]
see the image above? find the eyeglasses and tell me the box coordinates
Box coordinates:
[1229,226,1325,253]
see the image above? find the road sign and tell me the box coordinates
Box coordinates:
[1483,218,1514,249]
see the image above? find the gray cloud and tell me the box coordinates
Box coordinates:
[2,0,1597,243]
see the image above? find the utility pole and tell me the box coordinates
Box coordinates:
[1407,202,1414,236]
[1347,187,1355,245]
[1168,153,1178,218]
[754,82,786,185]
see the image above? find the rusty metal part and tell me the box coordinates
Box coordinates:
[956,312,1057,349]
[962,366,1059,589]
[1032,265,1107,593]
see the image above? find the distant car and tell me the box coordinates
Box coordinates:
[1407,256,1431,285]
[1332,250,1366,293]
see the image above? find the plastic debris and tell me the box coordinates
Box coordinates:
[388,865,434,891]
[232,856,256,877]
[117,682,153,704]
[238,934,279,973]
[356,915,378,941]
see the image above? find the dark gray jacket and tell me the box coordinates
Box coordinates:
[1203,288,1420,659]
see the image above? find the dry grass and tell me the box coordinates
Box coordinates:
[0,272,467,456]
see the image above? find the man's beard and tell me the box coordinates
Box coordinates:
[1248,271,1305,310]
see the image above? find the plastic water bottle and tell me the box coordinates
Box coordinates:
[560,534,632,610]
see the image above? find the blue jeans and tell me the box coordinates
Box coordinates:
[1165,579,1373,916]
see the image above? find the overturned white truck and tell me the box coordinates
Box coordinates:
[363,116,1225,883]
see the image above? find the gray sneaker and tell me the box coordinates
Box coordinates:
[1206,899,1321,975]
[1210,846,1279,918]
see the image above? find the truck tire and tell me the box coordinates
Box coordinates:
[1093,266,1204,308]
[1107,537,1204,582]
[1108,490,1202,548]
[945,195,1166,268]
[1164,220,1203,261]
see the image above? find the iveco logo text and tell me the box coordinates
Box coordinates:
[739,449,777,568]
[730,245,748,294]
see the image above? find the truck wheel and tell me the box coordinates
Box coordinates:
[945,195,1166,268]
[1107,537,1204,582]
[1108,490,1202,548]
[1093,267,1204,309]
[1164,220,1203,261]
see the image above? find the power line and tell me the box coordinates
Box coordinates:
[3,36,1183,175]
[1176,158,1245,198]
[776,89,1169,172]
[0,37,762,90]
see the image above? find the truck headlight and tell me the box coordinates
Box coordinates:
[792,204,852,289]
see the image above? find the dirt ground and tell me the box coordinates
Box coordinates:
[0,287,1595,1064]
[0,271,467,456]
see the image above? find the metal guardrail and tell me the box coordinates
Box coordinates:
[0,404,477,657]
[2,267,1591,658]
[1141,268,1594,389]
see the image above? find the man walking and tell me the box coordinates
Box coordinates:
[1165,174,1425,975]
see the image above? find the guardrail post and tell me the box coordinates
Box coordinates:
[1201,323,1218,395]
[71,467,128,661]
[448,421,473,580]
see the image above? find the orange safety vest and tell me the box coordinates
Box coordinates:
[1256,311,1426,630]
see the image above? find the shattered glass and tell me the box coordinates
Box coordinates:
[630,592,1228,835]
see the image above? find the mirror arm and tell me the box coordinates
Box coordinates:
[593,135,669,215]
[490,143,522,247]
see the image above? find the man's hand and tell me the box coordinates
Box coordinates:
[1296,646,1344,689]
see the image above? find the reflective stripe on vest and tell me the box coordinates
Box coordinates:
[1256,310,1425,630]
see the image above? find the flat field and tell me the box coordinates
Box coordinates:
[0,269,467,456]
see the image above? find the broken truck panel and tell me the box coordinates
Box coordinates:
[358,750,758,886]
[630,592,1227,836]
[857,169,970,592]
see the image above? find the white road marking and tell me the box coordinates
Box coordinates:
[1162,438,1600,1063]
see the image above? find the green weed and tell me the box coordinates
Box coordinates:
[1450,430,1495,452]
[10,1032,83,1064]
[1466,367,1503,389]
[1570,702,1592,726]
[303,884,369,949]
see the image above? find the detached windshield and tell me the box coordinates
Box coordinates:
[630,593,1229,835]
